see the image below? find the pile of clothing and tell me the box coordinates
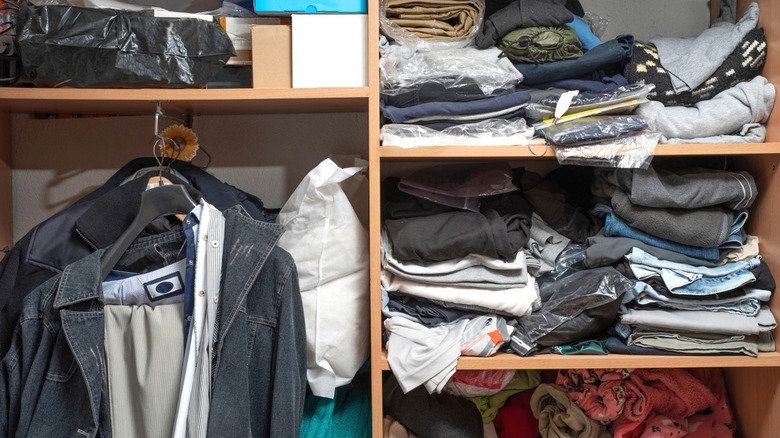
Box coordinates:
[379,0,775,149]
[382,367,736,438]
[381,163,538,392]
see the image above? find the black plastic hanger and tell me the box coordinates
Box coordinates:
[100,183,198,279]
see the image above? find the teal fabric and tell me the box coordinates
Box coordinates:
[300,365,372,438]
[550,341,608,355]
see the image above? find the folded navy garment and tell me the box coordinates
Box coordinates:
[529,74,629,93]
[538,115,647,146]
[381,77,513,108]
[380,90,531,124]
[514,35,634,85]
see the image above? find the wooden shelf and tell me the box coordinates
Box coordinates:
[0,87,369,115]
[379,351,780,370]
[379,143,780,159]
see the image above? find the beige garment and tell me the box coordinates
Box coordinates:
[383,415,419,438]
[724,234,760,262]
[104,304,184,438]
[531,384,610,438]
[483,421,499,438]
[384,0,481,39]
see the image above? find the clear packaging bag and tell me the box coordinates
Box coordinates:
[380,119,536,148]
[553,131,660,169]
[538,116,648,146]
[398,161,517,212]
[583,11,609,39]
[526,83,654,123]
[379,40,524,97]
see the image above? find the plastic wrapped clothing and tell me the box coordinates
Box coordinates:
[18,4,234,87]
[29,0,223,12]
[510,267,633,356]
[379,42,523,97]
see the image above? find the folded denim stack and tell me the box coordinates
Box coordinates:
[585,166,776,355]
[592,166,757,259]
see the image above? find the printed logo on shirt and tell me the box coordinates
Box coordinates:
[143,272,185,302]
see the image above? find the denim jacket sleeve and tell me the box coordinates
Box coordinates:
[0,277,59,437]
[268,261,307,437]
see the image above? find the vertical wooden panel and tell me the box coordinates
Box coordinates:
[366,0,385,435]
[729,155,780,437]
[724,367,780,438]
[711,0,720,22]
[0,111,11,249]
[738,0,780,141]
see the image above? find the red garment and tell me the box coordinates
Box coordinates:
[684,369,737,437]
[557,368,721,438]
[494,389,538,438]
[632,368,718,419]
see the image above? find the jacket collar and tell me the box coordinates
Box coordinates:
[53,249,105,308]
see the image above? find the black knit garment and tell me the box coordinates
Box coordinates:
[624,28,767,107]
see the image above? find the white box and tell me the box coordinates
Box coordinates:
[292,14,367,88]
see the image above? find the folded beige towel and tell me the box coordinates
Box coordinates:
[384,0,482,40]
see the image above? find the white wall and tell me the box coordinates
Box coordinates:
[11,112,367,240]
[580,0,711,41]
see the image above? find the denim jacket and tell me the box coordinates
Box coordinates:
[0,206,306,437]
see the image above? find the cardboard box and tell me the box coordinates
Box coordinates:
[220,17,284,66]
[291,14,367,88]
[251,25,292,88]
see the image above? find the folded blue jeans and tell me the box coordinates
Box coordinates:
[626,247,761,296]
[592,203,721,261]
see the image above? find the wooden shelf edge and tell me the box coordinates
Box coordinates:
[379,143,780,158]
[379,351,780,370]
[0,87,369,115]
[0,86,369,100]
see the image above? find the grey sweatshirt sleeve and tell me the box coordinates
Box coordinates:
[635,75,775,140]
[649,2,759,92]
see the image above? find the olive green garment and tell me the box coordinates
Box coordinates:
[498,26,583,63]
[531,384,610,438]
[469,370,542,423]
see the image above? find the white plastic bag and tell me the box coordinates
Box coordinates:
[276,156,369,399]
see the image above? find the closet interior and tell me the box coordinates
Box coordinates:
[0,0,779,437]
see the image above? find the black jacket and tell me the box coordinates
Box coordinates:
[0,158,273,356]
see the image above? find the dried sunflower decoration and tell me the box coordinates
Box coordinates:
[159,124,199,161]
